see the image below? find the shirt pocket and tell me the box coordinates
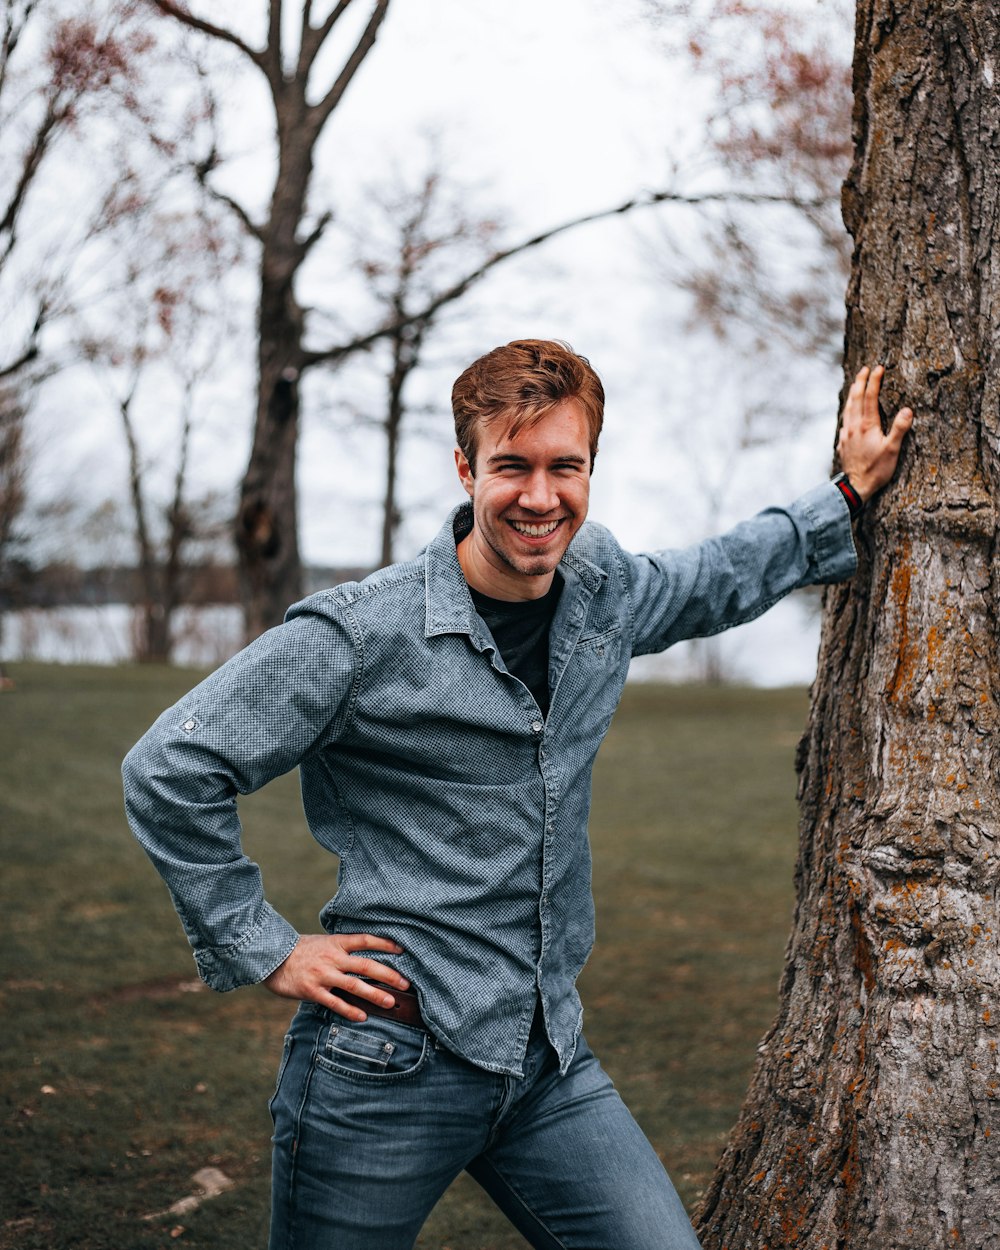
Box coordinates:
[561,627,623,715]
[314,1017,431,1083]
[573,626,622,666]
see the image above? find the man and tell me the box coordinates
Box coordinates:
[123,341,912,1249]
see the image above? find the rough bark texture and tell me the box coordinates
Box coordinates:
[697,4,1000,1248]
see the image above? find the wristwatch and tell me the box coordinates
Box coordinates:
[832,471,864,519]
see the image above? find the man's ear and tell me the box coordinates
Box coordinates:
[454,447,475,499]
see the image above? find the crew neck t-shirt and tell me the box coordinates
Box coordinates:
[468,574,564,717]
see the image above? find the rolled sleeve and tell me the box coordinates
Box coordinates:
[122,605,358,991]
[192,902,301,992]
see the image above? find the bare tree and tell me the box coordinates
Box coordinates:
[145,0,393,639]
[678,0,853,363]
[698,4,1000,1246]
[79,195,235,663]
[334,160,503,567]
[0,384,30,685]
[0,0,162,669]
[149,2,818,639]
[1,0,154,384]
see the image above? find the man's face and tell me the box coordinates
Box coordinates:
[455,399,592,597]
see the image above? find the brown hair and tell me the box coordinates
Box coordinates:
[452,339,605,473]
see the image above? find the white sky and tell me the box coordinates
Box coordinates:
[23,0,848,680]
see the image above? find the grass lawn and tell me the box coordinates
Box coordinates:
[0,664,810,1249]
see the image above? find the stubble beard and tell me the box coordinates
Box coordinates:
[483,518,567,580]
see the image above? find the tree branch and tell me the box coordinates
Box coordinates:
[310,0,389,129]
[148,1,265,71]
[193,153,265,240]
[0,101,62,267]
[298,0,352,77]
[210,186,265,241]
[0,341,40,383]
[0,0,39,100]
[302,186,835,368]
[0,302,45,382]
[263,0,283,94]
[295,210,333,261]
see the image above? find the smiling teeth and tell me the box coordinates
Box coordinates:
[511,520,560,536]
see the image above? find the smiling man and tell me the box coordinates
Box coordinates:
[454,389,596,592]
[123,339,911,1250]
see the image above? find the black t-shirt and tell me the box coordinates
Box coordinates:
[469,574,564,717]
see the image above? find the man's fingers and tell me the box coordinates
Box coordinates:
[845,363,887,428]
[334,967,408,1001]
[837,363,912,500]
[322,966,409,1022]
[323,991,369,1021]
[345,957,409,991]
[861,364,884,429]
[885,407,914,451]
[337,931,405,955]
[262,932,408,1013]
[335,972,396,1007]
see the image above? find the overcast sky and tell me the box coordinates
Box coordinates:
[9,0,855,680]
[29,0,844,611]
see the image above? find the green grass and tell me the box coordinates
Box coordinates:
[0,664,810,1249]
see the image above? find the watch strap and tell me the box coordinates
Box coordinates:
[832,472,864,519]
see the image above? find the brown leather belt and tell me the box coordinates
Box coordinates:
[337,982,425,1030]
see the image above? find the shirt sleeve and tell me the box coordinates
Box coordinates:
[626,481,857,658]
[121,606,358,991]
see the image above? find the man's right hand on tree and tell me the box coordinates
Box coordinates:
[837,364,914,502]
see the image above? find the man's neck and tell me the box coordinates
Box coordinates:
[456,530,555,602]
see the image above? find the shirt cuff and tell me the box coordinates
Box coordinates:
[192,903,300,992]
[796,480,858,584]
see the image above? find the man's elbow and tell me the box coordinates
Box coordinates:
[121,736,158,828]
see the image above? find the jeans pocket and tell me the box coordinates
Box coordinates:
[314,1016,431,1083]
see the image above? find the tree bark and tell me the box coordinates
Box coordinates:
[235,89,313,639]
[697,4,1000,1248]
[378,322,426,569]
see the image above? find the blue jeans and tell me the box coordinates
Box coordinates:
[269,1003,703,1250]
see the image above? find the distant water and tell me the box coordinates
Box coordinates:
[2,605,243,669]
[3,594,821,687]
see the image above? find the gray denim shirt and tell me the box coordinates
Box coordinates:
[123,484,855,1077]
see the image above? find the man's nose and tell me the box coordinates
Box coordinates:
[518,471,559,513]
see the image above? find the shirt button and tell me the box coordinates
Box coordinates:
[531,720,543,733]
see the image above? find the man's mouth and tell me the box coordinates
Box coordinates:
[508,519,562,538]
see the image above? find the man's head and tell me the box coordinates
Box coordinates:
[451,340,605,600]
[452,339,604,476]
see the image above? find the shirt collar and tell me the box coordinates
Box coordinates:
[424,502,607,639]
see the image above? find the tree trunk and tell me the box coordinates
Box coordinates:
[696,5,1000,1248]
[236,344,302,641]
[378,324,425,569]
[235,134,310,641]
[378,369,402,570]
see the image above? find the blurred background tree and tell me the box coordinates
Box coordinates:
[4,0,857,674]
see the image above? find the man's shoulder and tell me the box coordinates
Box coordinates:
[286,555,427,623]
[565,518,628,570]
